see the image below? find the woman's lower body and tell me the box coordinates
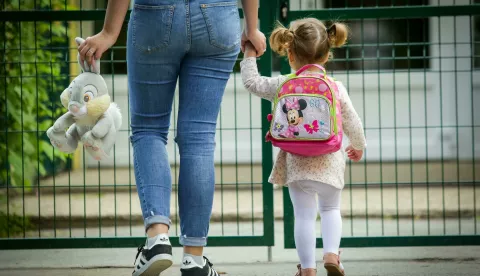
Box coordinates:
[289,180,344,276]
[127,0,240,275]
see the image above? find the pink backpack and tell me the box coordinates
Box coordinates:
[265,64,343,156]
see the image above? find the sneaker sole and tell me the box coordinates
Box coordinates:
[324,264,345,276]
[134,254,173,276]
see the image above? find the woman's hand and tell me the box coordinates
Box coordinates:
[241,28,266,57]
[78,30,117,66]
[244,41,257,58]
[346,145,363,162]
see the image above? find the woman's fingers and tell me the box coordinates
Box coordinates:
[95,49,103,60]
[258,35,266,57]
[78,36,102,66]
[85,47,96,66]
[240,31,248,53]
[249,31,266,57]
[77,32,117,69]
[252,40,263,56]
[79,42,92,66]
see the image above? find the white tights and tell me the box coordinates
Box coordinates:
[288,180,342,269]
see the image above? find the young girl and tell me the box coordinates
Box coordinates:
[241,19,366,276]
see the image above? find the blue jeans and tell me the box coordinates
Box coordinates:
[127,0,241,246]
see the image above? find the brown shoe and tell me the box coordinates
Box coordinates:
[295,264,317,276]
[323,252,345,276]
[295,264,302,276]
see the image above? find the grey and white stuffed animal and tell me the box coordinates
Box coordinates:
[46,37,122,161]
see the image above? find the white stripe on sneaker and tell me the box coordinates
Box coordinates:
[209,266,218,276]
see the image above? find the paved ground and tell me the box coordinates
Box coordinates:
[1,247,479,276]
[1,220,480,275]
[2,259,480,276]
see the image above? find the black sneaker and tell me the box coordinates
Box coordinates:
[132,235,173,276]
[180,256,219,276]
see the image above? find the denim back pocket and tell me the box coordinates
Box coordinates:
[200,2,241,51]
[131,4,175,53]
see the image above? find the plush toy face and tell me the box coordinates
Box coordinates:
[61,73,110,119]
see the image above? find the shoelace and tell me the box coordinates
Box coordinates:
[134,245,144,265]
[204,256,214,268]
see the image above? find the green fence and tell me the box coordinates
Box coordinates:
[0,0,275,249]
[1,0,480,251]
[280,1,480,248]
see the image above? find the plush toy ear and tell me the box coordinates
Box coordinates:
[91,58,101,75]
[75,37,101,75]
[75,37,87,73]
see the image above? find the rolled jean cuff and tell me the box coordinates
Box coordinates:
[180,235,207,247]
[144,215,171,231]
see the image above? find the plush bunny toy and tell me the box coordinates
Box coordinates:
[46,37,122,161]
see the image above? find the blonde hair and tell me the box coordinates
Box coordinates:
[269,18,348,65]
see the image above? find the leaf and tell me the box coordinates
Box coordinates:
[40,121,53,132]
[56,152,68,162]
[39,140,55,161]
[8,152,23,179]
[38,163,47,176]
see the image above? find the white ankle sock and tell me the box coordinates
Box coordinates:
[183,253,204,267]
[147,233,170,248]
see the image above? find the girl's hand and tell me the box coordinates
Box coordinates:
[346,145,363,162]
[241,28,266,57]
[244,41,257,58]
[78,30,117,67]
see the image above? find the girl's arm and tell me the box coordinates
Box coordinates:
[78,0,130,65]
[337,82,367,150]
[240,43,287,102]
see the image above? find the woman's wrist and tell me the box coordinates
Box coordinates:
[101,28,119,43]
[244,25,257,38]
[241,0,259,38]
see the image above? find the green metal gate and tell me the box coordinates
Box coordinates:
[0,0,275,249]
[1,0,480,252]
[280,1,480,248]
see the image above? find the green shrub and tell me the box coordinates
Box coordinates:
[1,0,70,189]
[0,211,35,238]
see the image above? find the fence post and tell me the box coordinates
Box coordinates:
[259,0,277,257]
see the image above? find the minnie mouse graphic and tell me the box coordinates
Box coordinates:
[279,97,307,138]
